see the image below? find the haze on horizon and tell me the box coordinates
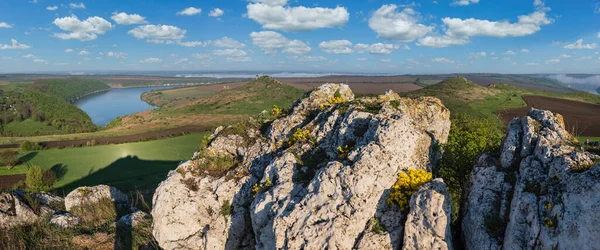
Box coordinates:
[0,0,599,74]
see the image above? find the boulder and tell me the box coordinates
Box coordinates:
[50,213,80,228]
[0,191,38,228]
[117,210,151,228]
[402,178,453,250]
[152,83,451,250]
[462,109,600,250]
[65,185,128,212]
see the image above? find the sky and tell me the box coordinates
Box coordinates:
[0,0,599,74]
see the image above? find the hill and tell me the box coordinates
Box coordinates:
[30,78,110,103]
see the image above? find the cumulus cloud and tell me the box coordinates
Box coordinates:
[140,57,162,63]
[213,49,248,57]
[526,62,540,65]
[291,55,327,62]
[354,43,402,55]
[418,1,552,48]
[563,39,597,49]
[78,49,90,55]
[47,5,58,11]
[128,25,186,42]
[192,53,212,61]
[65,48,73,53]
[111,12,147,25]
[108,52,127,59]
[22,54,36,58]
[0,22,12,28]
[468,52,487,58]
[33,59,48,64]
[0,39,31,49]
[369,5,433,42]
[504,50,517,55]
[247,1,349,32]
[432,57,455,63]
[250,31,310,55]
[53,15,113,41]
[227,57,252,62]
[451,0,480,6]
[319,40,353,54]
[558,54,572,59]
[69,3,85,9]
[209,8,224,17]
[545,59,560,64]
[179,41,208,47]
[177,7,201,16]
[211,37,245,48]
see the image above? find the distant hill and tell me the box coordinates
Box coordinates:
[31,78,110,103]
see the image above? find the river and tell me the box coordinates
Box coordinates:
[74,86,173,126]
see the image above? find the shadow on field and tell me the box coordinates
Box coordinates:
[18,151,38,164]
[55,155,181,195]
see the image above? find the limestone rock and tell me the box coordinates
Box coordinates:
[50,213,80,228]
[65,185,128,212]
[403,178,453,250]
[462,108,600,250]
[152,83,451,250]
[0,191,38,228]
[117,210,151,228]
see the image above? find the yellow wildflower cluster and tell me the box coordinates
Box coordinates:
[271,105,282,117]
[337,145,353,159]
[252,177,273,197]
[387,169,432,210]
[287,128,311,146]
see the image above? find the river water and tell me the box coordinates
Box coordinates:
[74,86,172,126]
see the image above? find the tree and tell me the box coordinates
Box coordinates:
[25,166,44,192]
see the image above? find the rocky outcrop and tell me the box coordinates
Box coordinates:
[50,213,80,228]
[403,178,453,250]
[152,84,451,249]
[462,109,600,250]
[65,185,129,212]
[0,191,39,228]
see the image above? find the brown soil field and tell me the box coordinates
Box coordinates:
[500,95,600,136]
[0,126,212,150]
[0,174,25,189]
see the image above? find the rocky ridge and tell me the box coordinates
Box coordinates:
[152,83,453,249]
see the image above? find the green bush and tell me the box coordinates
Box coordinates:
[24,166,55,192]
[438,113,503,223]
[0,150,20,168]
[20,141,42,151]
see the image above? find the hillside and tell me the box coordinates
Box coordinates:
[30,78,110,103]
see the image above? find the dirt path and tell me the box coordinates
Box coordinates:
[0,125,213,150]
[499,95,600,136]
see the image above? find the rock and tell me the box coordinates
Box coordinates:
[0,191,39,228]
[462,108,600,250]
[402,178,453,250]
[65,185,129,212]
[117,210,151,228]
[34,192,64,207]
[152,83,451,250]
[50,213,80,228]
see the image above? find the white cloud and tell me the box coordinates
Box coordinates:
[247,1,349,32]
[250,31,310,55]
[22,54,36,58]
[111,12,147,25]
[598,32,600,38]
[78,49,90,55]
[520,49,529,53]
[526,62,540,66]
[319,40,353,54]
[558,54,572,59]
[546,59,560,64]
[174,58,189,64]
[213,49,248,57]
[53,15,113,41]
[209,8,224,17]
[211,37,246,48]
[177,7,201,16]
[128,25,186,42]
[140,57,162,63]
[192,53,212,61]
[227,57,252,62]
[504,50,517,55]
[0,22,12,28]
[563,39,597,49]
[354,43,401,55]
[54,62,69,66]
[291,55,327,62]
[380,58,392,62]
[0,39,31,50]
[432,57,455,63]
[451,0,480,6]
[108,52,127,59]
[595,3,600,14]
[65,48,73,53]
[69,3,85,9]
[419,1,552,48]
[33,59,48,64]
[357,58,368,61]
[468,52,487,58]
[179,41,208,47]
[369,5,433,42]
[46,5,58,11]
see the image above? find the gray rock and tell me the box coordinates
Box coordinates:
[403,178,453,250]
[117,210,151,228]
[0,191,38,228]
[65,185,128,212]
[50,213,80,228]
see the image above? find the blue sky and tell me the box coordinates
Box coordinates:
[0,0,599,74]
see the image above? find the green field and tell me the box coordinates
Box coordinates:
[1,133,208,193]
[3,119,62,136]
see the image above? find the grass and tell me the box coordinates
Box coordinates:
[1,133,209,193]
[3,119,62,136]
[0,81,34,91]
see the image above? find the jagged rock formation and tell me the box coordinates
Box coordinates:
[152,84,452,249]
[462,109,600,249]
[65,185,129,212]
[0,191,39,228]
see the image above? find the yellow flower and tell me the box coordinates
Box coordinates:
[386,169,432,210]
